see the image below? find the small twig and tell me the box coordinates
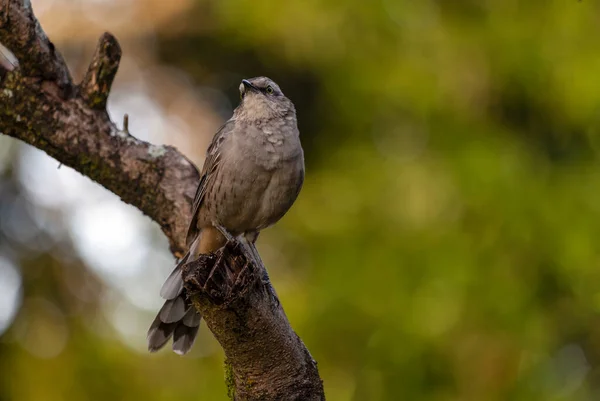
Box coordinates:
[122,113,129,133]
[79,32,121,110]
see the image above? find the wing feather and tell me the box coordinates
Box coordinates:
[185,120,234,247]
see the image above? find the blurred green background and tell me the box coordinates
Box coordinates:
[2,0,600,400]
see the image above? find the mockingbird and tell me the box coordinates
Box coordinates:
[147,77,305,355]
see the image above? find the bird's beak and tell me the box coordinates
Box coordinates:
[242,79,258,93]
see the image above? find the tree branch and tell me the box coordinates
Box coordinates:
[184,244,324,400]
[0,0,324,399]
[79,32,122,110]
[0,1,197,256]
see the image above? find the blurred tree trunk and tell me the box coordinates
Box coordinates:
[0,1,324,399]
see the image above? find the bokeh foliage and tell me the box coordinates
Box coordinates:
[2,0,600,400]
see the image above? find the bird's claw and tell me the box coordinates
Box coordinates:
[215,225,236,243]
[214,225,278,305]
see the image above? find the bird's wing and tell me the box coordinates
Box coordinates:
[185,120,235,247]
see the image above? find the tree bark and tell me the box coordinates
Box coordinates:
[184,243,324,400]
[0,1,325,399]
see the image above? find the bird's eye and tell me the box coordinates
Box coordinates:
[266,86,274,95]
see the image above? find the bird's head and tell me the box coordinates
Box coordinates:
[235,77,295,121]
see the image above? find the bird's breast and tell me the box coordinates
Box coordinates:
[214,147,304,233]
[242,130,301,171]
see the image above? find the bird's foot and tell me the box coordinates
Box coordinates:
[215,225,257,265]
[213,225,278,306]
[215,224,236,244]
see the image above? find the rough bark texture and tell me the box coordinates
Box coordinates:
[0,1,197,256]
[0,1,325,399]
[184,244,324,400]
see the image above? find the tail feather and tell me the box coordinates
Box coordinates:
[147,314,177,352]
[159,295,186,324]
[160,258,187,300]
[148,302,201,355]
[148,248,202,355]
[183,305,201,327]
[172,307,201,355]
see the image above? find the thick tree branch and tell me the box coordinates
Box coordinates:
[0,0,324,399]
[184,244,324,400]
[0,0,197,256]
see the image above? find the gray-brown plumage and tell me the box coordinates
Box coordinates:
[147,77,305,355]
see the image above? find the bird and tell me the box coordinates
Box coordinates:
[147,77,305,355]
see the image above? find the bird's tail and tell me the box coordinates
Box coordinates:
[147,246,202,355]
